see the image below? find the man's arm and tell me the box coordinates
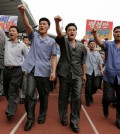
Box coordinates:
[22,43,29,58]
[18,4,33,34]
[91,28,104,47]
[82,64,86,84]
[54,16,63,38]
[99,54,104,76]
[50,55,57,81]
[0,27,5,45]
[99,63,103,76]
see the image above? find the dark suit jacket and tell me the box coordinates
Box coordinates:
[55,36,86,78]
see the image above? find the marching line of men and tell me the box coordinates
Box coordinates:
[0,3,120,133]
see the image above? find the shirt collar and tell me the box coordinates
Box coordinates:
[113,40,116,45]
[8,39,20,43]
[36,31,49,41]
[67,38,78,47]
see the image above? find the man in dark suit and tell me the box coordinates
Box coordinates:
[54,15,86,133]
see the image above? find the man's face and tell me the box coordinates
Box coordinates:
[89,41,96,50]
[38,21,50,34]
[9,28,18,40]
[101,53,105,59]
[113,28,120,41]
[23,38,30,45]
[66,26,77,40]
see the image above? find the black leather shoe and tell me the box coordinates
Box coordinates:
[90,96,93,103]
[6,114,13,121]
[38,119,45,124]
[112,102,116,108]
[116,120,120,129]
[2,92,5,96]
[70,123,79,133]
[61,120,68,126]
[24,120,34,131]
[103,106,109,117]
[86,101,90,106]
[20,98,25,104]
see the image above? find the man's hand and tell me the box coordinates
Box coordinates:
[90,28,97,35]
[50,72,56,81]
[54,15,62,23]
[82,74,86,85]
[18,4,25,14]
[100,69,103,76]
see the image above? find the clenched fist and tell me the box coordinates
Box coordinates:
[54,15,62,23]
[18,4,26,14]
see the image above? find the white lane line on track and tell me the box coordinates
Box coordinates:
[9,94,57,133]
[10,113,27,134]
[82,105,99,134]
[9,93,101,133]
[9,94,58,133]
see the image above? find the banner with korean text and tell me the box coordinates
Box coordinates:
[85,19,113,40]
[0,15,18,32]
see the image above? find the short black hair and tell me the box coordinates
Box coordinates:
[9,25,20,33]
[39,17,50,26]
[113,26,120,32]
[65,23,77,32]
[100,51,105,54]
[88,39,96,45]
[23,36,30,40]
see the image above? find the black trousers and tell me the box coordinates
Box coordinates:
[3,67,22,115]
[25,74,50,121]
[58,74,82,125]
[85,73,100,103]
[0,69,4,95]
[20,72,28,99]
[102,78,120,116]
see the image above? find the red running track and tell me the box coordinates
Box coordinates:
[0,87,120,134]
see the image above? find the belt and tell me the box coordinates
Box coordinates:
[5,66,21,70]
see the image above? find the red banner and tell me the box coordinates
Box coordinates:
[85,19,113,40]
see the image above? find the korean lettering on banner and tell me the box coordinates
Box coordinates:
[0,15,18,32]
[85,19,113,40]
